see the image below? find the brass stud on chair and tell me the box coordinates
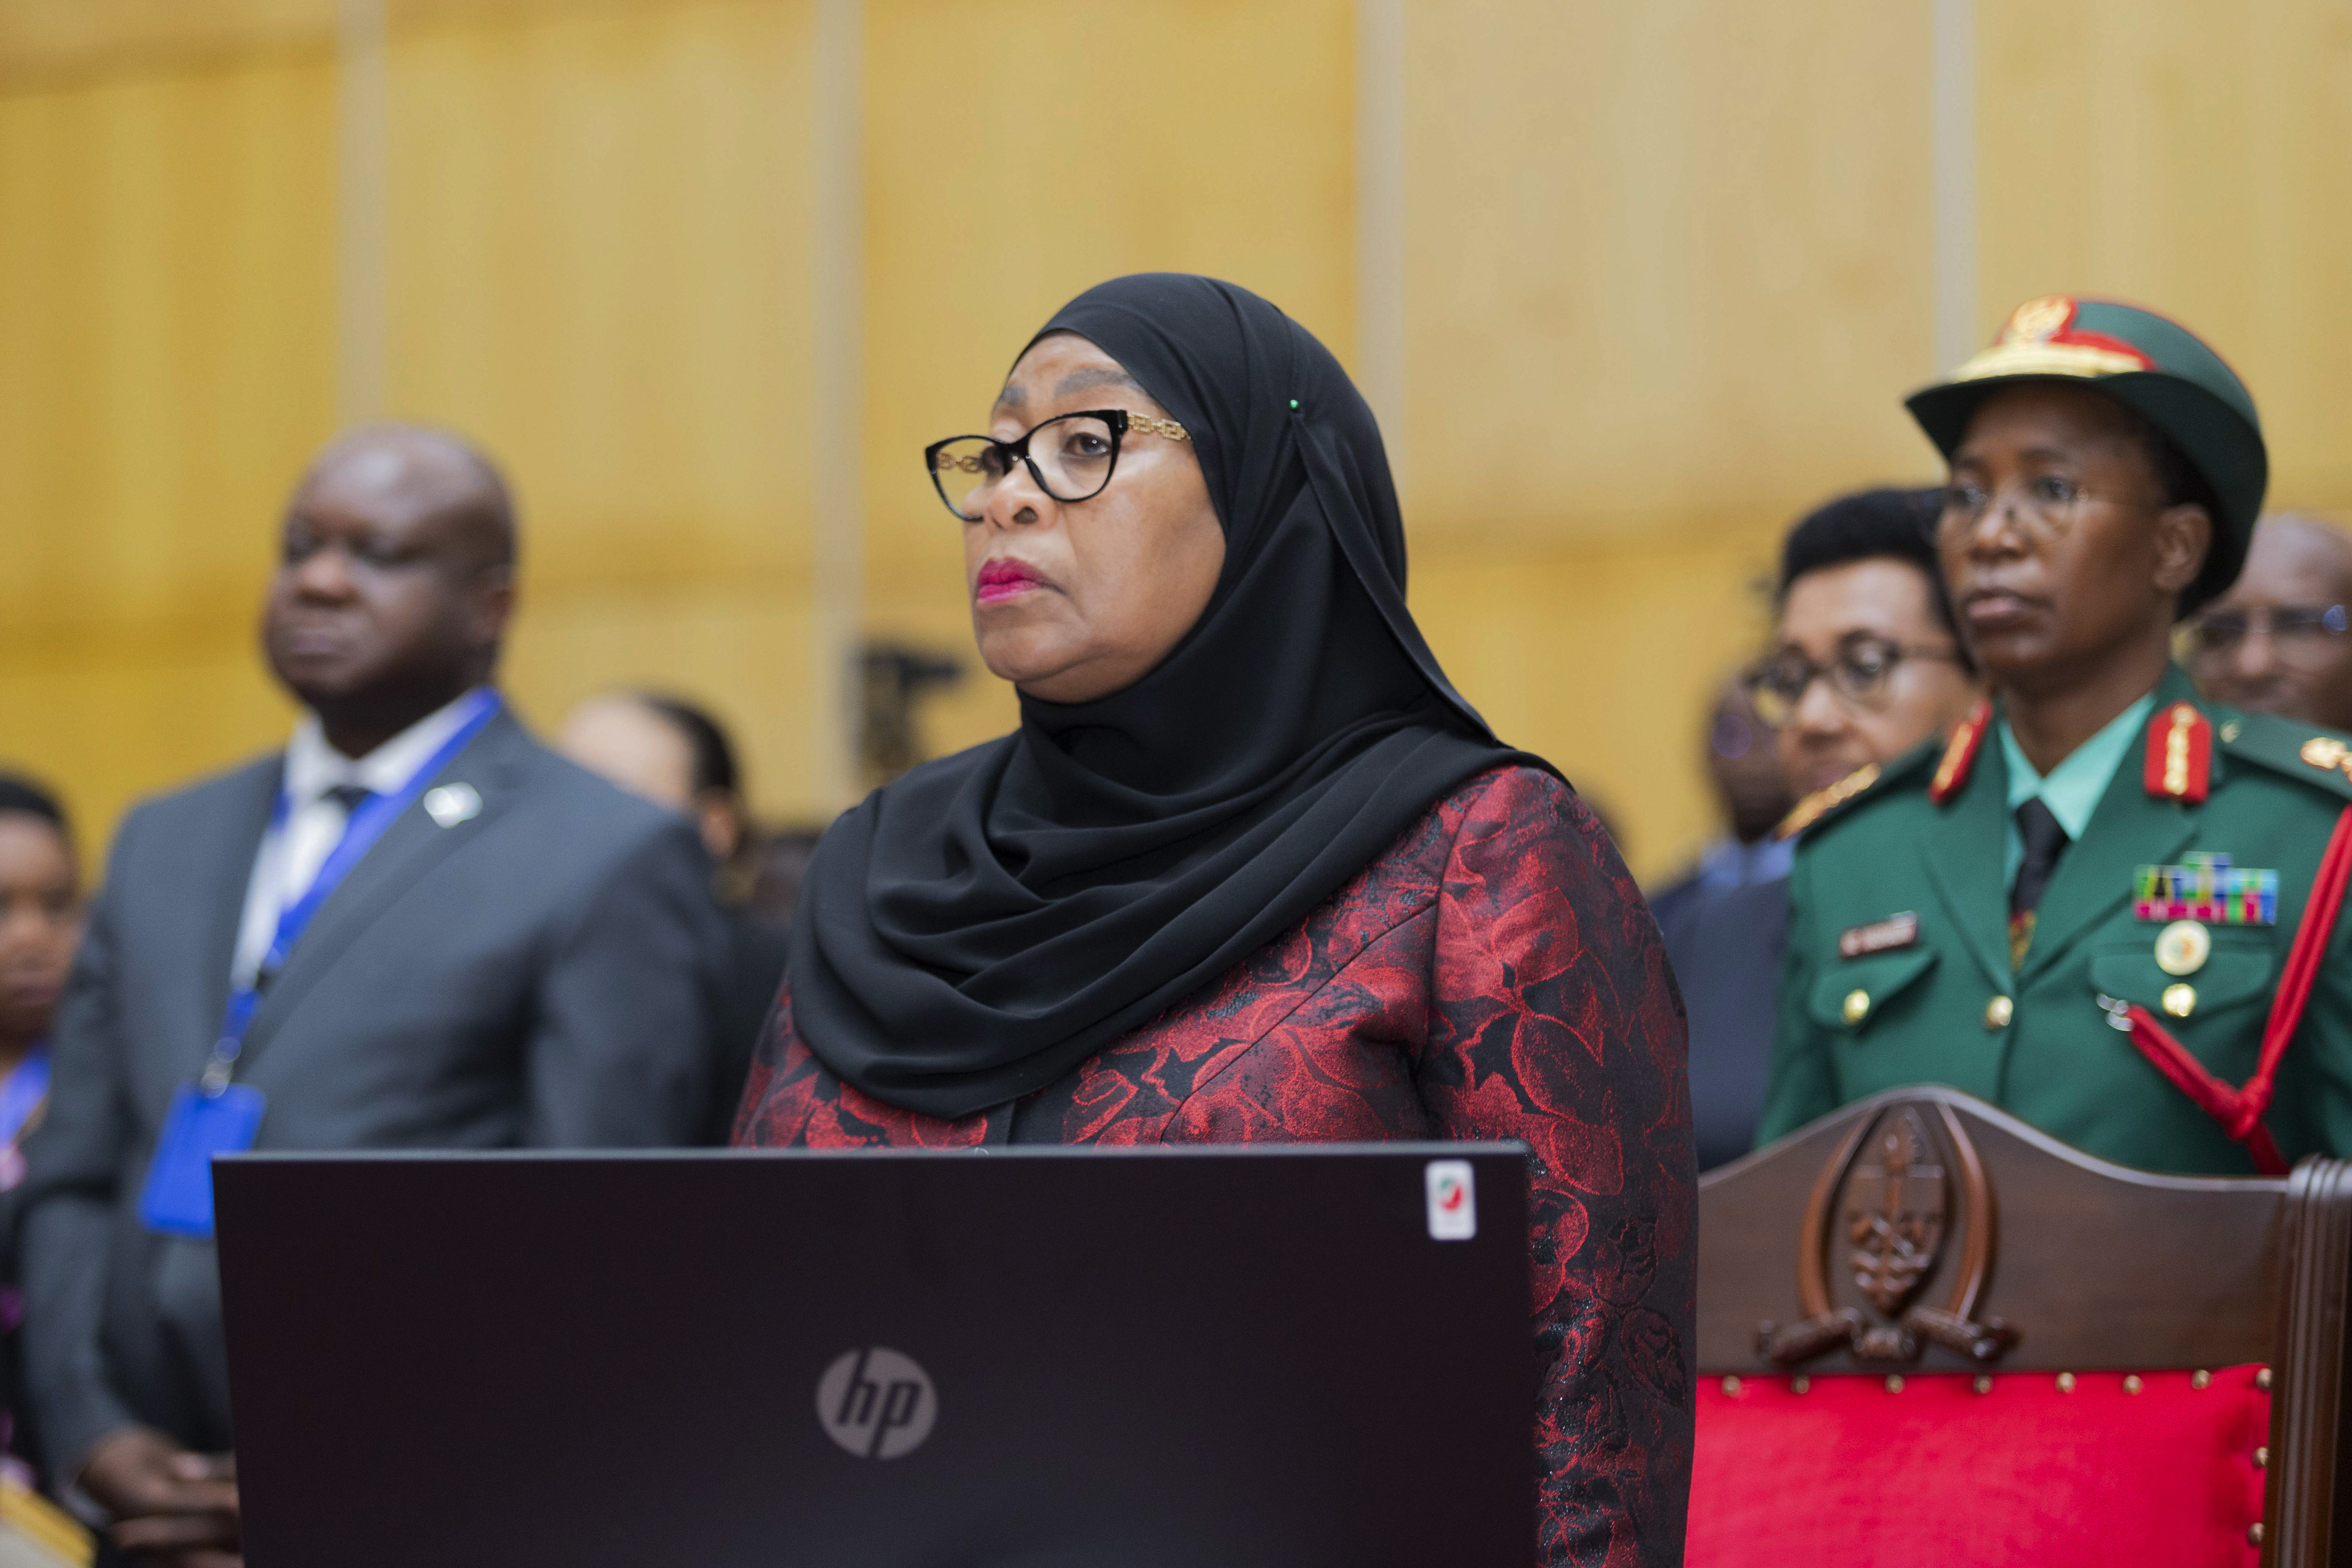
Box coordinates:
[2255,1446,2268,1469]
[1973,1375,1993,1395]
[2192,1369,2212,1390]
[1885,1374,1904,1393]
[1790,1375,1809,1395]
[2250,1523,2265,1546]
[2257,1367,2273,1390]
[2123,1375,2143,1394]
[2056,1372,2077,1393]
[1721,1376,1741,1396]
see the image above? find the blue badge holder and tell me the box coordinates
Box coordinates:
[138,1083,267,1240]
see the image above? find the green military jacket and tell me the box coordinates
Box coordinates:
[1757,665,2352,1174]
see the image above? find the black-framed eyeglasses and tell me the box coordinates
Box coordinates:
[1744,635,1965,727]
[924,408,1190,522]
[2185,603,2350,659]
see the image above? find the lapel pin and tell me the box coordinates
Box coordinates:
[423,783,482,828]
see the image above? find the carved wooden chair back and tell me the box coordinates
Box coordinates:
[1687,1086,2352,1567]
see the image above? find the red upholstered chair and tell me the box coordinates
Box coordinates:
[1688,1086,2352,1567]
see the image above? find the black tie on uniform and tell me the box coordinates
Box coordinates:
[2008,798,2069,967]
[2011,799,2069,916]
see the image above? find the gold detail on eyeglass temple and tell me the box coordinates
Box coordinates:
[1126,414,1189,441]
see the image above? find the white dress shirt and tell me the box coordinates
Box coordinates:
[229,689,491,989]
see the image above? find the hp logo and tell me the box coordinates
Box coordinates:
[815,1347,937,1460]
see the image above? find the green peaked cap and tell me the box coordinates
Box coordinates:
[1905,296,2268,612]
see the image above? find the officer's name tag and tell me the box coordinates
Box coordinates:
[138,1084,266,1240]
[1839,912,1920,958]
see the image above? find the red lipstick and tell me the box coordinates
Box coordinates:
[976,559,1048,605]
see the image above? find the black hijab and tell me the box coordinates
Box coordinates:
[790,274,1543,1118]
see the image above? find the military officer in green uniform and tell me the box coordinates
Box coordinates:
[1757,295,2352,1176]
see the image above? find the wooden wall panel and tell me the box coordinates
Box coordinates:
[0,52,336,862]
[1396,0,1940,873]
[1398,0,1941,546]
[382,0,824,812]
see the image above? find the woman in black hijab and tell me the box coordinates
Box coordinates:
[738,274,1693,1563]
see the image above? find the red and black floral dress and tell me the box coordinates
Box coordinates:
[737,765,1695,1566]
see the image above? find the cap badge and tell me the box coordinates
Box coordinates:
[1951,295,2155,383]
[2004,295,2076,344]
[2134,852,2276,926]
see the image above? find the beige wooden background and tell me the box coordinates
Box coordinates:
[2,0,2348,884]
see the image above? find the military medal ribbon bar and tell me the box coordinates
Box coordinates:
[2133,852,2277,925]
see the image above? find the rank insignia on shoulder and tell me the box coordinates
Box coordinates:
[1838,911,1919,958]
[1929,700,1993,805]
[2143,702,2212,804]
[2301,736,2352,784]
[1775,762,1881,841]
[2134,852,2277,925]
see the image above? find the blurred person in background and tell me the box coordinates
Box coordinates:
[738,274,1693,1564]
[0,776,81,1489]
[1757,488,1983,802]
[1644,680,1790,1171]
[1646,678,1793,919]
[23,425,724,1568]
[2186,513,2352,732]
[559,692,789,1140]
[1762,296,2352,1174]
[1657,490,1981,1169]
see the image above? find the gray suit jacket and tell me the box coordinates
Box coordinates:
[20,709,726,1474]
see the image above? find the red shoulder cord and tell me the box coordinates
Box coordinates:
[2120,804,2352,1175]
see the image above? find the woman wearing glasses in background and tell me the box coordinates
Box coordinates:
[1657,489,1984,1172]
[1759,295,2352,1178]
[735,274,1694,1566]
[1749,487,1984,804]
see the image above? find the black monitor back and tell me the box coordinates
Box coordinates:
[215,1143,1534,1568]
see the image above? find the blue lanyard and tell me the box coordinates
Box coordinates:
[200,691,502,1096]
[0,1046,49,1147]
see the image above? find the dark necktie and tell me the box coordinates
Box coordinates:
[2009,798,2070,966]
[324,783,372,819]
[258,785,372,992]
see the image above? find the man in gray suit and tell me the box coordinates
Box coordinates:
[22,426,725,1566]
